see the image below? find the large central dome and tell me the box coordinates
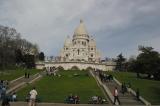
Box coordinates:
[73,20,89,38]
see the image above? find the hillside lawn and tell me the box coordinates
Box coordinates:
[17,70,107,103]
[0,68,41,81]
[106,71,160,105]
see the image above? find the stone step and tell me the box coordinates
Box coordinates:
[7,73,42,94]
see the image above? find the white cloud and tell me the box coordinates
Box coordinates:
[0,0,160,58]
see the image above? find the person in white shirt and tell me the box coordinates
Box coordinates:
[12,92,17,102]
[113,87,120,105]
[28,87,38,106]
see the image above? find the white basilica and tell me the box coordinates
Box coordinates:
[60,20,101,63]
[36,20,116,71]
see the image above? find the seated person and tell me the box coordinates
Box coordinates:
[25,93,30,102]
[98,96,102,104]
[12,92,17,102]
[74,94,80,104]
[91,95,98,104]
[66,94,74,104]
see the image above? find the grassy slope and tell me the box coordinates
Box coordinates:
[0,68,41,81]
[106,71,160,104]
[17,70,106,103]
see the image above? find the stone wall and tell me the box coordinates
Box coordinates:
[36,61,115,71]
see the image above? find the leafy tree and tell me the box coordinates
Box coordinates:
[15,49,23,64]
[0,25,39,69]
[115,53,126,71]
[127,46,160,79]
[136,46,160,79]
[23,54,35,69]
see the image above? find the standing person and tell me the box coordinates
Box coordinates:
[121,83,125,94]
[27,73,30,78]
[1,86,6,100]
[136,88,140,101]
[127,82,131,93]
[25,72,27,78]
[1,95,10,106]
[28,87,38,106]
[113,87,120,105]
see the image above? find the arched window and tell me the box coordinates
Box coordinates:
[78,49,80,55]
[91,54,93,57]
[66,54,68,57]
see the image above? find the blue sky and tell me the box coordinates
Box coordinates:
[0,0,160,58]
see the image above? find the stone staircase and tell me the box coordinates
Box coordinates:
[7,72,43,94]
[90,71,144,105]
[105,79,144,105]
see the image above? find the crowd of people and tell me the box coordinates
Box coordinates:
[45,67,57,76]
[65,94,106,104]
[96,70,113,82]
[1,80,18,106]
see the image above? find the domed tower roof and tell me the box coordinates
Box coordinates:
[74,19,88,35]
[73,20,89,40]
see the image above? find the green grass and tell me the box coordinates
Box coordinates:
[0,68,41,81]
[17,70,106,103]
[106,71,160,105]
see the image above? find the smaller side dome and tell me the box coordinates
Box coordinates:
[64,36,71,46]
[89,38,96,46]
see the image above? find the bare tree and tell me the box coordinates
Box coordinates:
[0,25,39,69]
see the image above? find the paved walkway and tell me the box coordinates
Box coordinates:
[7,72,43,94]
[1,102,147,106]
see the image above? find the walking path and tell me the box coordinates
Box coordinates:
[6,71,43,94]
[90,71,144,106]
[3,102,147,106]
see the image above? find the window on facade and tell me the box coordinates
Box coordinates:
[66,48,68,50]
[78,49,80,55]
[91,54,93,57]
[82,41,86,46]
[66,54,68,57]
[91,48,93,50]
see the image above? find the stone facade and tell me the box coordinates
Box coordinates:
[60,20,101,63]
[44,61,115,71]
